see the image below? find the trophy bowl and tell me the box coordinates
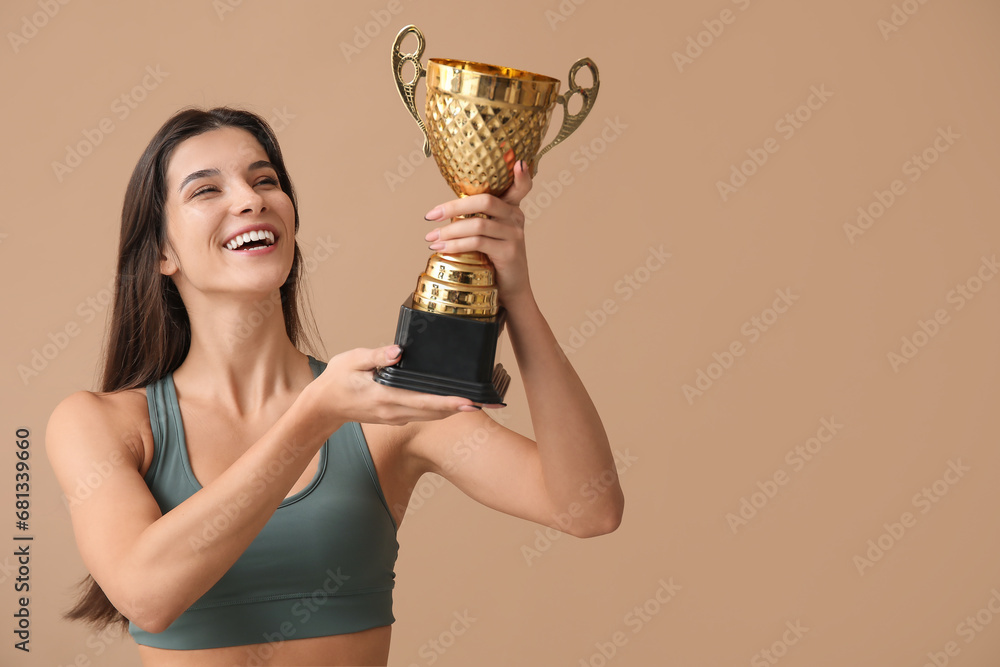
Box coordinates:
[373,24,599,403]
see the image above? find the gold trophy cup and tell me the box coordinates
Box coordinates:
[374,24,599,403]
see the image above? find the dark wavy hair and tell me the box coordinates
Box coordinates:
[67,106,319,631]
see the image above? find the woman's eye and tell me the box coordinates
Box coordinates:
[255,177,279,187]
[192,185,218,197]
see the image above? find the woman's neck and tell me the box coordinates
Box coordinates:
[172,289,312,414]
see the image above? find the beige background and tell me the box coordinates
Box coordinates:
[2,0,999,665]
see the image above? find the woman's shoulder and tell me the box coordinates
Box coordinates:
[50,387,149,425]
[46,388,152,472]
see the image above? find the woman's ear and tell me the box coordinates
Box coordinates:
[159,242,178,276]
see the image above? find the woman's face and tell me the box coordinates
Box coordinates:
[161,127,296,301]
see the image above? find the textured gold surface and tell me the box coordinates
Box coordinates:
[424,254,495,286]
[413,251,498,317]
[425,59,556,198]
[391,24,599,318]
[412,274,498,316]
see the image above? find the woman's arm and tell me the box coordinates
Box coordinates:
[503,292,624,535]
[46,347,473,633]
[403,161,625,536]
[47,388,331,633]
[403,303,624,537]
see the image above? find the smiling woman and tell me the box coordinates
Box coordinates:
[45,107,623,666]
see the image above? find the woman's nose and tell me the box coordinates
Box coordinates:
[232,181,266,214]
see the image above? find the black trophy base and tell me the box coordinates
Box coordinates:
[373,299,510,405]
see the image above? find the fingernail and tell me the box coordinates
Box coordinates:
[458,405,482,412]
[388,345,402,359]
[428,242,445,250]
[424,229,440,241]
[424,206,444,221]
[519,160,527,172]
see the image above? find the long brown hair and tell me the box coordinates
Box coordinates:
[67,107,320,630]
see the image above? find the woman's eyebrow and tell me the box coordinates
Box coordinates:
[177,161,276,193]
[248,160,276,172]
[178,168,220,193]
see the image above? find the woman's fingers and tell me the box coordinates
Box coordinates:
[426,215,504,241]
[325,346,477,425]
[426,216,521,257]
[333,345,401,372]
[423,160,533,222]
[427,234,511,260]
[373,381,469,413]
[370,345,403,369]
[424,195,520,224]
[500,159,533,206]
[423,199,525,259]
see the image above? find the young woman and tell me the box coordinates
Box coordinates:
[46,107,623,666]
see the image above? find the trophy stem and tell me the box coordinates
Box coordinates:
[412,250,499,317]
[437,250,489,266]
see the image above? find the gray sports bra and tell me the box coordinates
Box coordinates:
[129,356,399,650]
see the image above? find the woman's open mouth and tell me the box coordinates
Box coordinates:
[224,229,276,251]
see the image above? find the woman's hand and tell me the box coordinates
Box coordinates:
[422,159,534,308]
[305,345,480,431]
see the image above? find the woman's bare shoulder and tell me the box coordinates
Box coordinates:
[46,388,152,472]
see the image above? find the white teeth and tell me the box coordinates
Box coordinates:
[225,230,276,250]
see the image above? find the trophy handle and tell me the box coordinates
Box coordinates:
[391,25,431,157]
[534,57,600,171]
